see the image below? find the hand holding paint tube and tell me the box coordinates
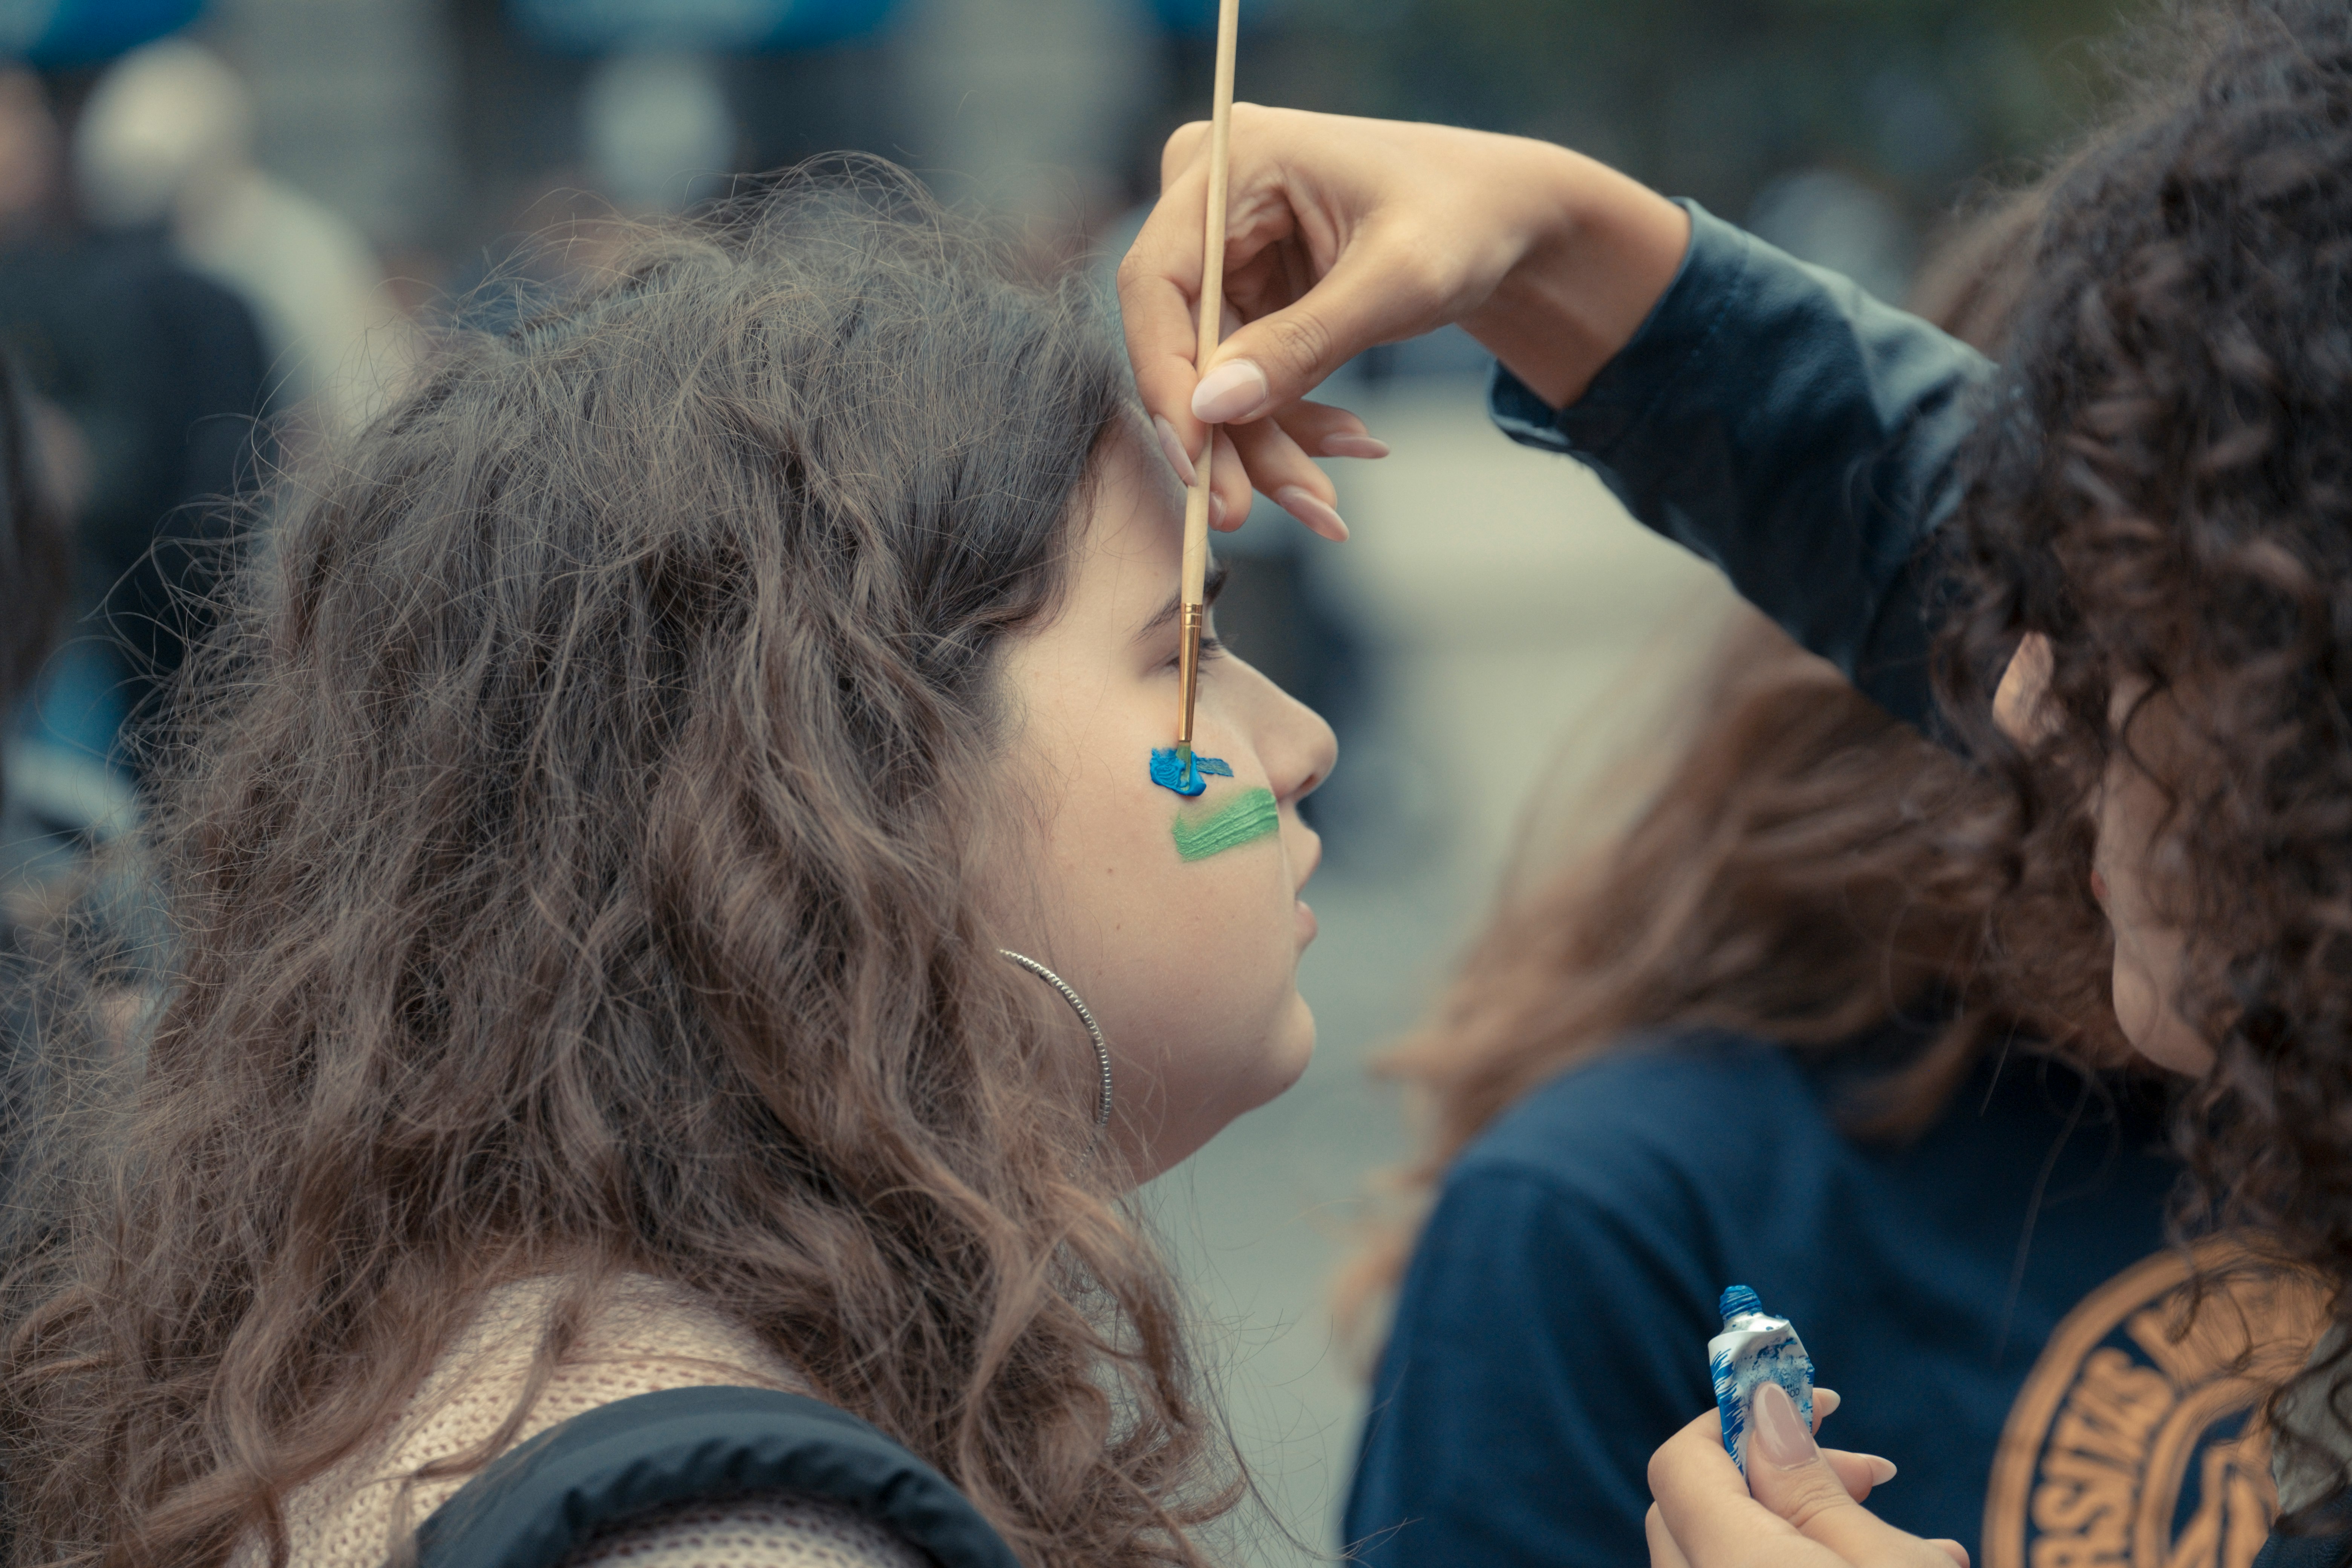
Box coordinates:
[1709,1285,1814,1480]
[1655,1296,1945,1568]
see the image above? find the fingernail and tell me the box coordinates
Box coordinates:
[1274,485,1349,542]
[1752,1382,1816,1469]
[1320,434,1390,459]
[1865,1455,1899,1485]
[1153,414,1197,487]
[1193,359,1270,424]
[1813,1387,1842,1421]
[1210,491,1229,529]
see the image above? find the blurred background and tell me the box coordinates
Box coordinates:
[0,0,2156,1557]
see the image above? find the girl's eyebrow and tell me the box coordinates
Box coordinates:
[1135,556,1231,642]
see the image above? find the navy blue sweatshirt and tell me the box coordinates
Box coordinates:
[1340,1034,2231,1568]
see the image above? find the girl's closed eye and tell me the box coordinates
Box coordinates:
[1167,633,1226,672]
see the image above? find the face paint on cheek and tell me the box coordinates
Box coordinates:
[1148,747,1233,797]
[1171,787,1279,862]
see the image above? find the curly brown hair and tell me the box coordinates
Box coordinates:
[0,163,1240,1568]
[1942,0,2352,1517]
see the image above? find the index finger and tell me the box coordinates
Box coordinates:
[1160,118,1210,190]
[1116,155,1216,467]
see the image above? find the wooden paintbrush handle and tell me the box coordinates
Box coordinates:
[1176,0,1241,750]
[1184,0,1240,609]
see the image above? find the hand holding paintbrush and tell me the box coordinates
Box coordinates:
[1121,112,1687,539]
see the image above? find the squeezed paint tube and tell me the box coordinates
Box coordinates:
[1709,1285,1814,1478]
[1171,787,1278,861]
[1149,747,1234,797]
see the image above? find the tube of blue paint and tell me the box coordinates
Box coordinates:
[1709,1285,1814,1479]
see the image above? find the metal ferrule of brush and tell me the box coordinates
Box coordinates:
[1176,602,1206,749]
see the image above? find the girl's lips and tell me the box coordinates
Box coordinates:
[1295,898,1318,945]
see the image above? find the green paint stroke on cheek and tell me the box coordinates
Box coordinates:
[1172,787,1280,862]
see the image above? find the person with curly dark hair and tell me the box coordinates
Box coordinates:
[1332,183,2315,1568]
[1114,1,2352,1565]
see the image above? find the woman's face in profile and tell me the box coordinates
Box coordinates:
[1996,635,2215,1076]
[991,430,1337,1179]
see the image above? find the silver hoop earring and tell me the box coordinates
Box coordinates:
[998,949,1114,1134]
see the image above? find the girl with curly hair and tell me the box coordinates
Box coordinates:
[0,164,1343,1568]
[1115,0,2352,1564]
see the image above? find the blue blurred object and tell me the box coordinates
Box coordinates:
[1145,0,1270,39]
[1,0,204,67]
[21,640,131,780]
[510,0,899,52]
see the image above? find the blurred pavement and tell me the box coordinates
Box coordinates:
[1141,375,1736,1563]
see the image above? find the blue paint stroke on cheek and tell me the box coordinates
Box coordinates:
[1148,747,1233,797]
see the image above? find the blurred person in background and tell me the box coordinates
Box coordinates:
[0,345,126,1059]
[73,37,411,438]
[444,47,744,339]
[0,353,76,825]
[1336,186,2320,1568]
[582,49,739,215]
[0,63,268,781]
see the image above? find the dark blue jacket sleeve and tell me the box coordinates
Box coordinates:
[1341,1164,1719,1568]
[1488,201,1994,729]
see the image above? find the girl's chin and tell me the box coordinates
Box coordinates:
[1266,1001,1316,1092]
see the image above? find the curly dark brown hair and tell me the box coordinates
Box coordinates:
[0,162,1242,1568]
[1942,0,2352,1516]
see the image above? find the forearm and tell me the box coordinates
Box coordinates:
[1460,149,1692,410]
[1489,204,1994,729]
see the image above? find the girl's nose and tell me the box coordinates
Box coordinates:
[1246,663,1337,805]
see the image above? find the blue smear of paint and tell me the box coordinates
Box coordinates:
[1148,747,1233,796]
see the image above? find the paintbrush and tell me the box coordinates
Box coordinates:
[1175,0,1242,783]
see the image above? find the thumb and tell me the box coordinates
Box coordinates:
[1745,1383,1861,1519]
[1747,1384,1962,1568]
[1190,248,1440,426]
